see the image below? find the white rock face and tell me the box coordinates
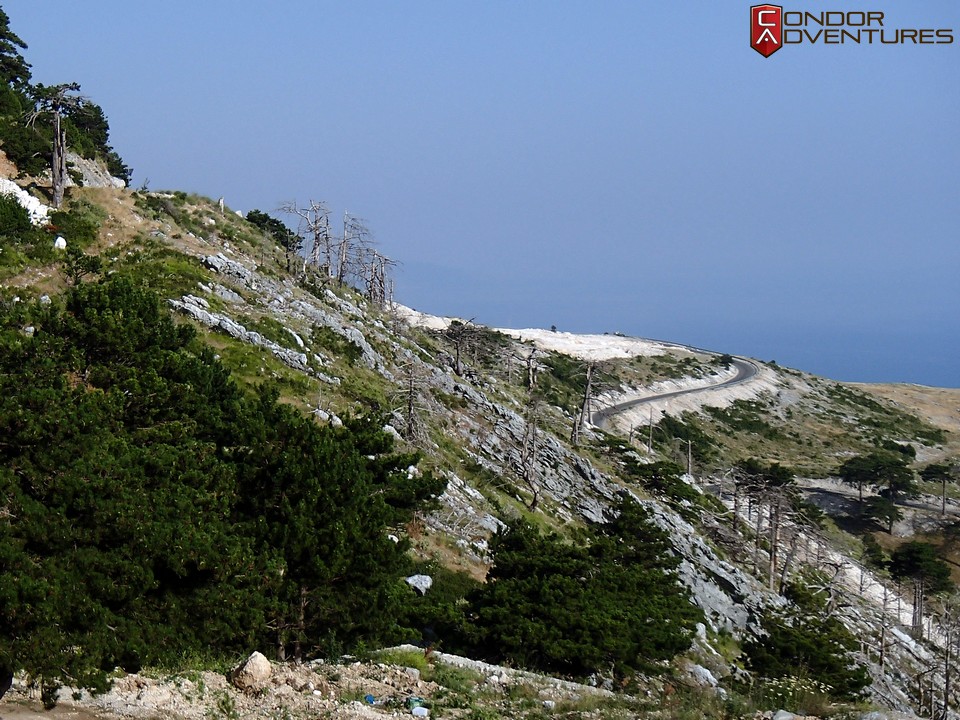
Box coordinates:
[0,178,51,226]
[63,151,126,189]
[230,651,272,691]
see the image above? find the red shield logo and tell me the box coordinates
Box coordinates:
[751,4,783,57]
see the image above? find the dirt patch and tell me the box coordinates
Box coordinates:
[0,149,19,179]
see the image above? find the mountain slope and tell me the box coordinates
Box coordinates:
[1,178,957,719]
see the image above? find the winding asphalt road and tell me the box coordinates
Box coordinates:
[591,356,759,429]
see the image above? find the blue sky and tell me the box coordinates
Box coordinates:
[6,2,958,386]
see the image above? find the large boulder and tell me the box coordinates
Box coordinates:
[405,574,433,595]
[230,651,272,691]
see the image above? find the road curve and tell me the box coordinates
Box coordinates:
[591,357,759,429]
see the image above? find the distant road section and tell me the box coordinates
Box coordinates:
[592,357,760,430]
[393,309,770,432]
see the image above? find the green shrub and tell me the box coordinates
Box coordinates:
[0,120,49,176]
[0,191,33,237]
[459,496,702,678]
[742,580,870,700]
[312,324,362,364]
[50,198,105,249]
[0,278,445,694]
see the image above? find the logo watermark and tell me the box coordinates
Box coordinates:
[750,5,954,57]
[751,4,783,57]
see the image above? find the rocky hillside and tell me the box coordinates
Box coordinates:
[1,176,958,720]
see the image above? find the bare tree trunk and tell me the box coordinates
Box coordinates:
[944,626,952,720]
[913,577,924,640]
[880,585,888,668]
[337,211,350,284]
[779,525,799,592]
[526,353,537,389]
[732,481,741,532]
[519,392,542,510]
[768,494,780,591]
[753,501,764,577]
[52,111,66,208]
[294,585,307,664]
[571,362,594,447]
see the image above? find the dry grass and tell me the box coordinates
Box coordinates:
[852,382,960,460]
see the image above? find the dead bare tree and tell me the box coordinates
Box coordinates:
[513,346,543,390]
[931,594,960,719]
[362,249,396,307]
[392,361,432,446]
[515,391,543,510]
[28,82,83,208]
[570,362,595,447]
[442,319,482,376]
[338,212,375,286]
[281,200,334,278]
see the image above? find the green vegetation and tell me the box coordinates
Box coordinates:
[0,278,443,694]
[312,324,362,365]
[0,10,130,183]
[457,497,703,678]
[653,412,716,468]
[839,451,917,532]
[597,433,712,518]
[0,191,50,276]
[0,194,105,280]
[889,542,953,595]
[706,399,785,441]
[743,580,871,701]
[246,209,298,252]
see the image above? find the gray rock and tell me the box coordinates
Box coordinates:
[772,711,795,720]
[212,284,244,303]
[686,663,719,689]
[203,253,252,281]
[182,294,209,309]
[168,297,312,376]
[405,575,433,596]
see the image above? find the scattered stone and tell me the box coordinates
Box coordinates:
[403,667,421,682]
[285,327,305,348]
[685,663,719,690]
[405,575,433,596]
[230,651,272,691]
[383,424,403,442]
[772,711,795,720]
[182,294,209,309]
[202,253,251,281]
